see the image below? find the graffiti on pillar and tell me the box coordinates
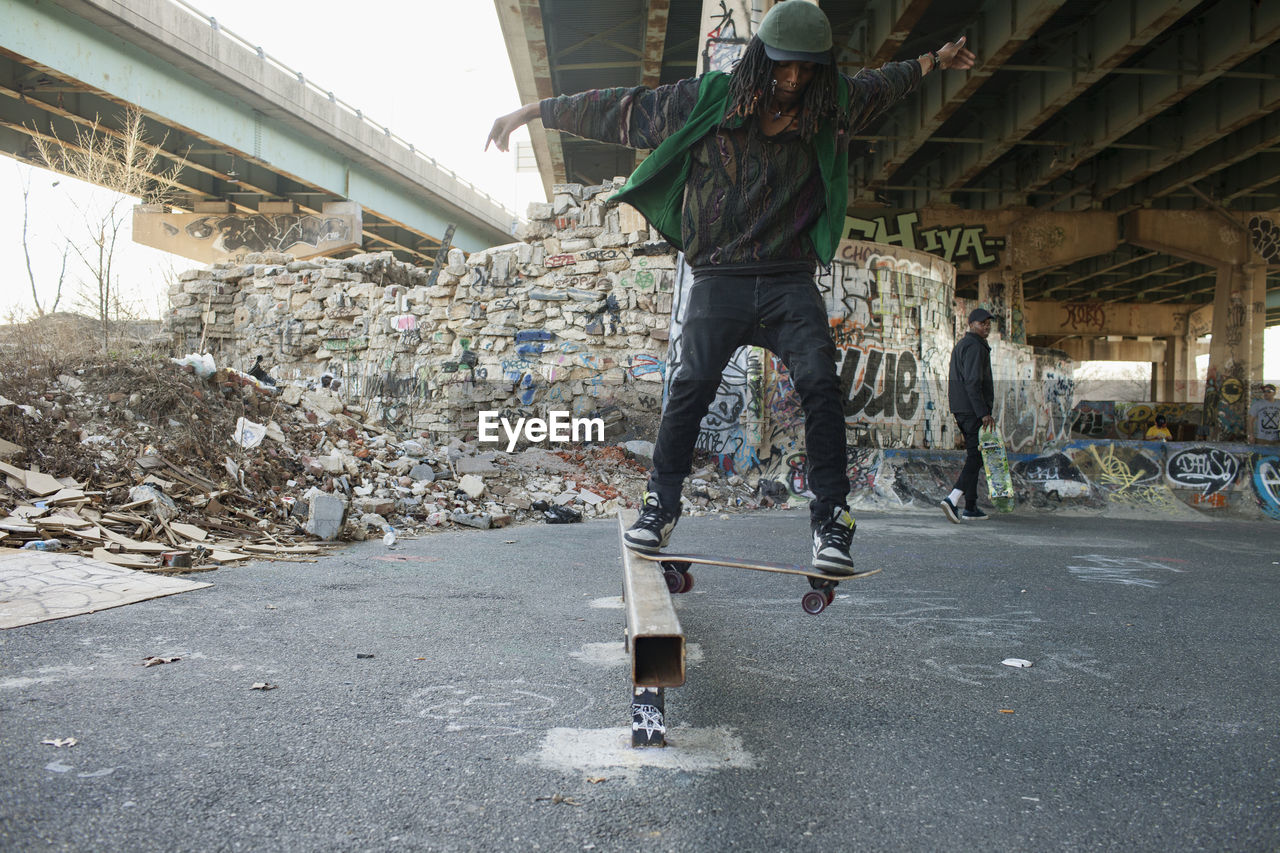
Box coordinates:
[703,1,749,72]
[1204,365,1247,439]
[843,212,1006,268]
[1247,215,1280,263]
[1165,446,1241,496]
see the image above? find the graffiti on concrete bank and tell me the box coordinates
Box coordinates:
[1165,446,1241,496]
[1252,455,1280,519]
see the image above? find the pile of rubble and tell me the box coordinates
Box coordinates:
[0,348,787,573]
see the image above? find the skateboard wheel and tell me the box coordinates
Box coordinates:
[663,569,683,593]
[801,590,828,615]
[824,587,835,605]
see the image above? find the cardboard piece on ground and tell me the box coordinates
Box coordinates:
[101,529,171,554]
[169,522,209,541]
[208,549,252,563]
[91,548,158,569]
[0,550,212,629]
[20,470,64,497]
[242,543,321,555]
[44,488,88,506]
[0,436,23,459]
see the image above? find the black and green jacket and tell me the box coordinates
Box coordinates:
[539,61,921,268]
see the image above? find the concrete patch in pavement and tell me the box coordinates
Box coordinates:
[532,725,755,774]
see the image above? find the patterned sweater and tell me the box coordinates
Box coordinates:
[540,62,921,270]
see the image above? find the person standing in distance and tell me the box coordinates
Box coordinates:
[487,2,974,572]
[1249,383,1279,444]
[941,308,995,522]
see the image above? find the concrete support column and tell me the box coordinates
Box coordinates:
[1161,332,1191,403]
[1203,262,1260,439]
[1248,261,1268,385]
[977,268,1026,344]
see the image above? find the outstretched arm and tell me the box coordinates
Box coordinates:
[917,36,976,75]
[485,79,700,154]
[486,103,541,153]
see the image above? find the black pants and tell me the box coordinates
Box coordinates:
[649,270,849,526]
[952,412,984,509]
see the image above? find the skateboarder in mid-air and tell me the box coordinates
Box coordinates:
[487,2,975,572]
[941,308,996,522]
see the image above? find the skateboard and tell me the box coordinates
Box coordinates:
[979,424,1016,512]
[631,549,880,615]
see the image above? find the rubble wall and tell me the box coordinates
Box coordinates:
[163,181,1076,493]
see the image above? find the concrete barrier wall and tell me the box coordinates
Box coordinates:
[832,440,1280,521]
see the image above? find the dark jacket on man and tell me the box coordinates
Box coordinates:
[948,331,994,417]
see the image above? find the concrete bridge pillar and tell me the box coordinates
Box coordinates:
[977,267,1026,344]
[1125,210,1264,438]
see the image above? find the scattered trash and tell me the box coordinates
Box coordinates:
[20,539,63,551]
[247,355,277,387]
[532,501,581,524]
[355,653,375,659]
[534,793,582,806]
[142,656,181,667]
[250,682,277,691]
[998,709,1015,714]
[1002,658,1033,668]
[170,352,216,379]
[160,551,192,569]
[41,738,77,748]
[232,417,267,450]
[382,526,397,548]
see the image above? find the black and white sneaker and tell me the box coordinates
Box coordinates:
[811,507,857,575]
[623,492,680,553]
[940,497,960,524]
[960,507,989,521]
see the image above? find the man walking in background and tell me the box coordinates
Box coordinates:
[941,308,995,522]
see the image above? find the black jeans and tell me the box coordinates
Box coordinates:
[952,412,984,509]
[649,269,849,525]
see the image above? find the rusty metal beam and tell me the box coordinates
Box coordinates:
[1093,62,1280,206]
[617,510,685,690]
[839,0,931,67]
[936,0,1198,194]
[1035,251,1159,299]
[1009,0,1280,197]
[857,0,1067,188]
[1107,109,1280,212]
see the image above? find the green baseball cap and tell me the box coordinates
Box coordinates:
[757,2,833,65]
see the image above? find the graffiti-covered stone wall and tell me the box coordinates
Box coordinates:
[164,180,675,440]
[163,181,1076,491]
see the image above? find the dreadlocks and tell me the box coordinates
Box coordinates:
[724,37,843,142]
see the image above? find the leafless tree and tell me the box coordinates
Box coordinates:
[30,107,185,353]
[17,165,66,317]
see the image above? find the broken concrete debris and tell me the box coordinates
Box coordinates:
[0,352,780,573]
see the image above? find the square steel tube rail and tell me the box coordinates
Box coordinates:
[617,510,685,688]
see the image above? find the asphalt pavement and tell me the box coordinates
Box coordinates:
[2,507,1278,852]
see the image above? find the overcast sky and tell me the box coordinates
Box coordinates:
[0,0,541,320]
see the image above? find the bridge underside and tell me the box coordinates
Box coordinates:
[2,0,516,264]
[500,0,1280,326]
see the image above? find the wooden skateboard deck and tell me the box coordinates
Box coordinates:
[630,549,880,614]
[979,424,1016,513]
